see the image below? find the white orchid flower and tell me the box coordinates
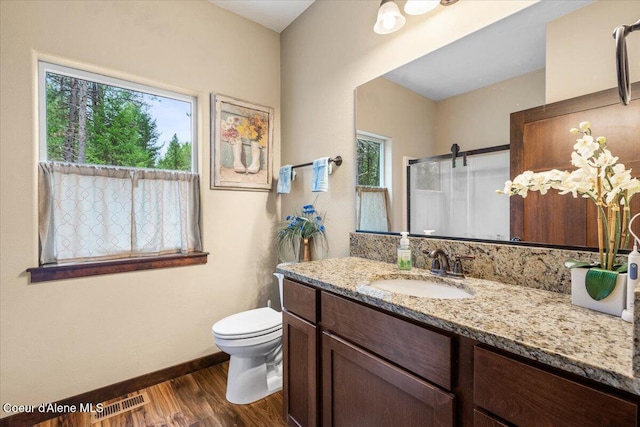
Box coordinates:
[570,151,592,170]
[573,134,599,158]
[498,180,513,195]
[547,169,570,187]
[624,178,640,199]
[500,121,637,272]
[594,149,619,170]
[527,172,547,192]
[558,169,596,198]
[509,170,540,197]
[605,165,636,204]
[579,121,591,131]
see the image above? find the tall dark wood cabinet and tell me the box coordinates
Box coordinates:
[282,279,319,427]
[510,83,640,246]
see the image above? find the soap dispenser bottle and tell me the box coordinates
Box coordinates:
[397,232,412,271]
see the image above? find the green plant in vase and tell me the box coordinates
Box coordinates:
[276,203,328,262]
[499,121,640,300]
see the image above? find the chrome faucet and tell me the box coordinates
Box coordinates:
[425,249,450,275]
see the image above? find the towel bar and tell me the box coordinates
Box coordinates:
[291,156,342,169]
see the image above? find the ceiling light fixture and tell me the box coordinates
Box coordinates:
[373,0,406,35]
[404,0,440,16]
[376,0,458,34]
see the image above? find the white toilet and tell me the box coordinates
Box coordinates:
[211,273,285,404]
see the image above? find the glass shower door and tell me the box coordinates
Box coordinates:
[408,148,509,240]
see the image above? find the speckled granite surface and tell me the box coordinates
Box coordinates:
[276,257,639,395]
[350,232,623,294]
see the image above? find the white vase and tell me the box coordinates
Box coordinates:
[247,141,261,174]
[570,268,627,316]
[232,141,245,173]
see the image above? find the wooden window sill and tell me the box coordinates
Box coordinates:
[27,252,209,283]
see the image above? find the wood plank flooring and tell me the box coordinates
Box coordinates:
[34,362,287,427]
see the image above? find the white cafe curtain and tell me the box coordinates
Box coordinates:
[38,162,202,264]
[356,186,391,232]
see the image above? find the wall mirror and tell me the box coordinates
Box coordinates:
[355,0,640,249]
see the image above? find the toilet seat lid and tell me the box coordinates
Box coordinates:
[212,307,282,338]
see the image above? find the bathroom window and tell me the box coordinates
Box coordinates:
[39,62,196,171]
[32,62,204,281]
[356,133,385,187]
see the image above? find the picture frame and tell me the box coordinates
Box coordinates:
[211,94,274,191]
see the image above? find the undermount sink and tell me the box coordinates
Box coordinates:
[370,277,473,299]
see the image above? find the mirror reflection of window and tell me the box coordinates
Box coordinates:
[356,133,385,187]
[408,150,510,240]
[414,161,440,191]
[356,132,391,232]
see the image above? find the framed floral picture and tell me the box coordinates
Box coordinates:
[211,94,274,191]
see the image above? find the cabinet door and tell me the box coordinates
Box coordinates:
[283,311,318,427]
[322,332,454,427]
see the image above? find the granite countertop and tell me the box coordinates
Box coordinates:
[276,256,639,395]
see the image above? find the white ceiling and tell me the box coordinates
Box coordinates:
[384,0,593,101]
[208,0,593,99]
[209,0,315,33]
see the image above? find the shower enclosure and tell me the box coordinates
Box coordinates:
[407,145,510,241]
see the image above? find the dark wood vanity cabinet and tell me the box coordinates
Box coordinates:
[282,278,640,427]
[282,278,455,427]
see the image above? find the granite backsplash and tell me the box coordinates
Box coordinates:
[350,232,619,294]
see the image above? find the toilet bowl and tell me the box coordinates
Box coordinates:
[211,273,285,404]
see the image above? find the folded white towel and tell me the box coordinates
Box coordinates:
[312,157,330,192]
[277,165,293,194]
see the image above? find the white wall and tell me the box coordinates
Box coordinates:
[356,77,436,231]
[434,69,546,154]
[0,0,280,415]
[546,0,640,103]
[281,0,537,257]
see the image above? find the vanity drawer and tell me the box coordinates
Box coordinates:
[283,279,318,323]
[320,292,452,390]
[474,346,638,427]
[473,409,509,427]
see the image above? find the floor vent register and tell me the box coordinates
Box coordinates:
[90,391,150,423]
